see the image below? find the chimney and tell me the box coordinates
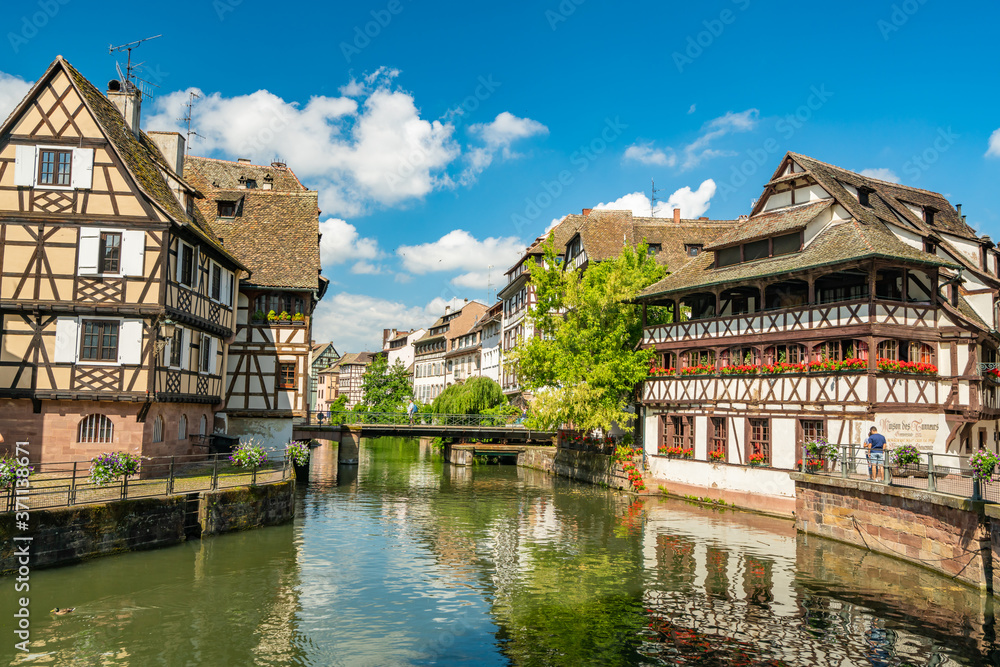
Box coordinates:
[582,208,592,216]
[673,208,681,223]
[106,79,141,136]
[147,131,186,176]
[238,158,252,164]
[957,204,962,217]
[444,305,452,315]
[699,216,709,221]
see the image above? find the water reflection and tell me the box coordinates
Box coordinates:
[2,437,998,666]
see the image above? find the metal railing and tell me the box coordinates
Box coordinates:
[799,444,998,503]
[300,412,527,428]
[4,451,292,513]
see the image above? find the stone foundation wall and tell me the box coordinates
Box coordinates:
[199,480,296,536]
[549,448,630,490]
[986,504,1000,595]
[792,472,991,591]
[517,447,556,474]
[0,398,213,465]
[0,480,295,574]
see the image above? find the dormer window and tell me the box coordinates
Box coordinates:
[567,235,583,260]
[858,187,871,208]
[923,207,935,226]
[684,244,701,257]
[217,201,236,218]
[647,243,662,256]
[245,179,258,189]
[714,232,801,268]
[924,238,937,254]
[263,174,274,190]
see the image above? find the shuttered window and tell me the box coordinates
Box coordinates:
[180,244,195,287]
[80,320,119,361]
[152,415,164,443]
[99,232,121,274]
[38,149,71,186]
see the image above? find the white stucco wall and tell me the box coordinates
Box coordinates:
[647,457,796,499]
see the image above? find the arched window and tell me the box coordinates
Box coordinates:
[764,344,806,365]
[79,414,113,444]
[681,350,715,369]
[723,346,758,366]
[200,415,208,436]
[152,415,163,443]
[178,414,188,440]
[910,342,934,364]
[877,339,898,361]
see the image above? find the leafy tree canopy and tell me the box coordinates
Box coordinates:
[508,236,666,433]
[431,376,507,414]
[361,355,413,412]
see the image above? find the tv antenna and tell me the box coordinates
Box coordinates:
[179,91,202,152]
[108,34,162,100]
[650,179,667,218]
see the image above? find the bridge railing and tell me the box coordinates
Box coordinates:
[300,412,527,428]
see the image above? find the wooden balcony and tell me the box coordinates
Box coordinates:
[642,299,938,347]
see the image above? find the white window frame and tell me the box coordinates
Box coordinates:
[176,240,199,290]
[56,316,143,366]
[77,227,145,278]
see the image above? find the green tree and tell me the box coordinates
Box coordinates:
[431,376,506,414]
[360,355,413,412]
[507,236,666,434]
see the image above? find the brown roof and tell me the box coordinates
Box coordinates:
[703,200,831,250]
[639,219,955,298]
[185,156,321,290]
[21,58,243,269]
[338,352,373,367]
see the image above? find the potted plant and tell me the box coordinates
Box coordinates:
[1,454,32,492]
[709,450,725,463]
[278,310,291,322]
[889,444,925,477]
[89,451,142,486]
[229,438,268,475]
[267,309,278,322]
[969,449,998,485]
[292,312,305,324]
[803,437,838,472]
[287,440,311,482]
[252,309,266,323]
[748,453,767,467]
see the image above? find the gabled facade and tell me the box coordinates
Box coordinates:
[309,342,340,411]
[0,57,245,463]
[413,301,487,403]
[184,156,325,449]
[336,352,372,408]
[636,152,1000,505]
[382,328,424,371]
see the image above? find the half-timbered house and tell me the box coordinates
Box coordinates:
[310,341,340,412]
[636,152,1000,509]
[0,57,246,462]
[184,156,326,449]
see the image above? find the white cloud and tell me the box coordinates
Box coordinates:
[593,179,717,218]
[318,218,383,276]
[858,168,901,184]
[461,112,548,181]
[313,293,462,352]
[987,129,1000,158]
[144,71,541,217]
[0,72,33,124]
[623,142,676,167]
[545,216,566,233]
[687,104,696,114]
[619,109,758,172]
[681,109,758,169]
[450,270,498,289]
[397,229,525,275]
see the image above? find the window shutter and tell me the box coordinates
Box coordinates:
[194,248,201,288]
[162,335,172,366]
[118,320,144,365]
[175,241,184,282]
[121,230,146,276]
[54,317,79,363]
[210,337,218,374]
[14,146,37,186]
[181,328,190,370]
[77,228,100,275]
[71,148,94,189]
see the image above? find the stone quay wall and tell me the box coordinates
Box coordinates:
[792,472,993,591]
[526,448,630,490]
[0,480,296,574]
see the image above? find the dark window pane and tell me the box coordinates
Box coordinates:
[100,232,121,273]
[717,246,740,267]
[744,239,769,261]
[772,233,800,256]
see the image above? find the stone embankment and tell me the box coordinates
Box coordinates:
[1,480,295,573]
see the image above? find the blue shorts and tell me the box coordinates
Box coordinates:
[869,451,884,464]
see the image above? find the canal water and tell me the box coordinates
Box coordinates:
[3,437,998,666]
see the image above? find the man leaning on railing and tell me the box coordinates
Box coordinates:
[864,426,888,482]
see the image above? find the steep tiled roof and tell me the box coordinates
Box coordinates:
[639,217,955,299]
[703,200,831,250]
[338,352,373,367]
[182,156,307,192]
[47,59,242,267]
[185,156,321,290]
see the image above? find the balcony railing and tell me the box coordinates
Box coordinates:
[643,300,938,346]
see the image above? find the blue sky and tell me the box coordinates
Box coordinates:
[2,0,999,350]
